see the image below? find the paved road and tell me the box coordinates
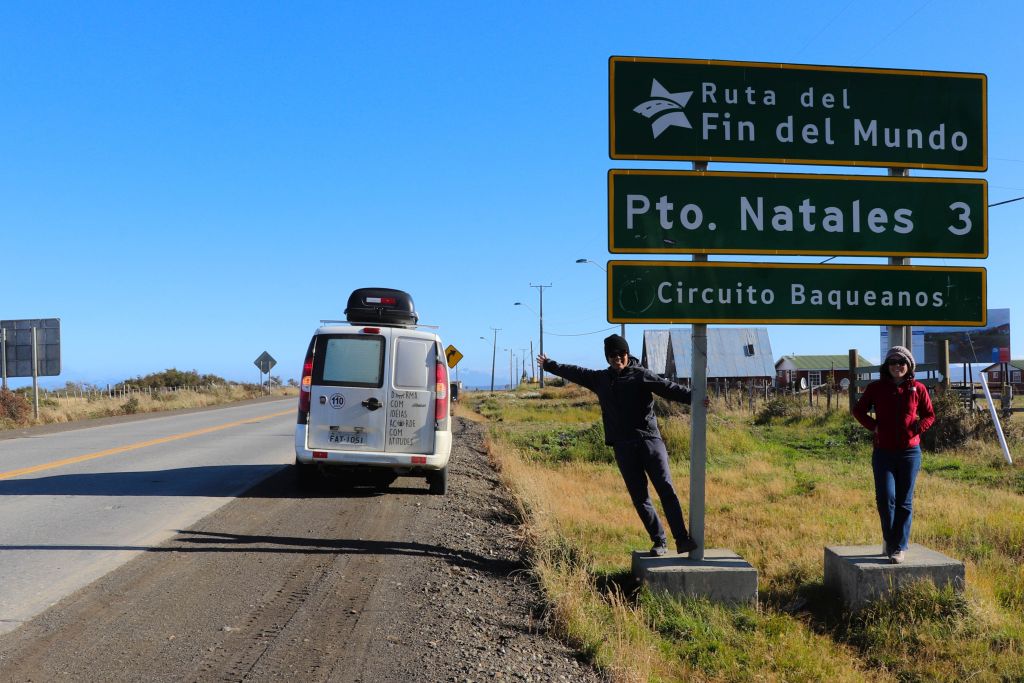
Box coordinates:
[0,417,601,682]
[0,399,296,635]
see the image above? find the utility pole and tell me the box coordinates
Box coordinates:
[529,340,535,382]
[489,328,500,392]
[530,283,551,388]
[506,348,514,390]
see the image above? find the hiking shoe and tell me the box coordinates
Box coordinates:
[890,550,905,564]
[676,537,699,554]
[650,543,668,557]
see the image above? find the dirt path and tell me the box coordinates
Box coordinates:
[0,417,603,682]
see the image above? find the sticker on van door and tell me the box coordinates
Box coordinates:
[387,390,422,448]
[329,393,345,408]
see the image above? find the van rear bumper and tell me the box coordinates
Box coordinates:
[294,427,451,471]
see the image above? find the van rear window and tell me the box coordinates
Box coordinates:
[315,335,384,388]
[394,337,431,389]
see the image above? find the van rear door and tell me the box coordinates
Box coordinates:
[384,333,436,455]
[307,329,390,451]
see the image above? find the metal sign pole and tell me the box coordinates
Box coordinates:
[1,327,7,390]
[31,327,40,419]
[887,168,913,350]
[689,160,709,560]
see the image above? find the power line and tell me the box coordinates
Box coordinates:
[991,195,1024,208]
[817,194,1024,263]
[547,326,617,337]
[793,0,855,58]
[856,0,934,61]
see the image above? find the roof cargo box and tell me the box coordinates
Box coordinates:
[345,288,418,326]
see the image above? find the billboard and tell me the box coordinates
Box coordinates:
[880,308,1009,364]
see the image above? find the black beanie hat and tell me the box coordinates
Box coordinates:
[604,334,629,357]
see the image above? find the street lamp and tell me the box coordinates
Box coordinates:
[576,258,626,341]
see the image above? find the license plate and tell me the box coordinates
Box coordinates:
[328,431,366,445]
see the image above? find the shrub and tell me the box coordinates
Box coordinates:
[122,368,228,390]
[0,388,31,424]
[754,396,806,425]
[653,395,691,418]
[121,396,140,415]
[924,388,983,451]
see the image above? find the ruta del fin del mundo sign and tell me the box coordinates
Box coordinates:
[610,57,987,171]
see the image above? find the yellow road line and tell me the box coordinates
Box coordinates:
[0,409,294,481]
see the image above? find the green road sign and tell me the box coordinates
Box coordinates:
[610,57,987,170]
[609,170,987,258]
[608,261,985,326]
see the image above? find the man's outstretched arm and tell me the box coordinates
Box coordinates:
[537,354,600,391]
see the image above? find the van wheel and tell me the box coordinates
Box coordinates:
[427,466,448,495]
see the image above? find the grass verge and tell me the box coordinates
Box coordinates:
[472,386,1024,682]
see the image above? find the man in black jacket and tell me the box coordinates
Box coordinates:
[538,334,700,556]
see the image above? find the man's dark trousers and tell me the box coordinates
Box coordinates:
[613,437,688,545]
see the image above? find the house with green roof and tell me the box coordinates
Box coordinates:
[980,360,1024,389]
[775,353,873,391]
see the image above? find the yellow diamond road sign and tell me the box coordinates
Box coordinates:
[444,345,463,369]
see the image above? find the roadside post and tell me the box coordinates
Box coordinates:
[1,328,6,390]
[611,56,986,608]
[31,328,39,419]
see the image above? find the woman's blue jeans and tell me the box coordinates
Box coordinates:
[871,446,922,553]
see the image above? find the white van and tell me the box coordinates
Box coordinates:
[294,288,452,494]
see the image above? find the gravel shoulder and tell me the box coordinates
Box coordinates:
[0,416,604,682]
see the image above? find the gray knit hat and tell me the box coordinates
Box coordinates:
[884,345,916,375]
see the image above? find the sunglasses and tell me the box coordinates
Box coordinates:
[607,350,628,358]
[886,359,908,366]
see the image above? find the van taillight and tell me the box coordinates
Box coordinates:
[297,345,314,423]
[434,360,449,422]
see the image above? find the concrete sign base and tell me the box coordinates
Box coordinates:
[631,548,758,606]
[824,544,965,612]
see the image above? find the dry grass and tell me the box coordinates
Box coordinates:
[474,390,1024,682]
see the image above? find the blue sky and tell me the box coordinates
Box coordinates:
[2,1,1022,390]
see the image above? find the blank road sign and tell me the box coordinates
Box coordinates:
[254,351,276,374]
[1,318,61,378]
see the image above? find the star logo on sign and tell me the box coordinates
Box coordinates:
[633,79,693,138]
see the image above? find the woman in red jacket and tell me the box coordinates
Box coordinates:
[852,345,935,564]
